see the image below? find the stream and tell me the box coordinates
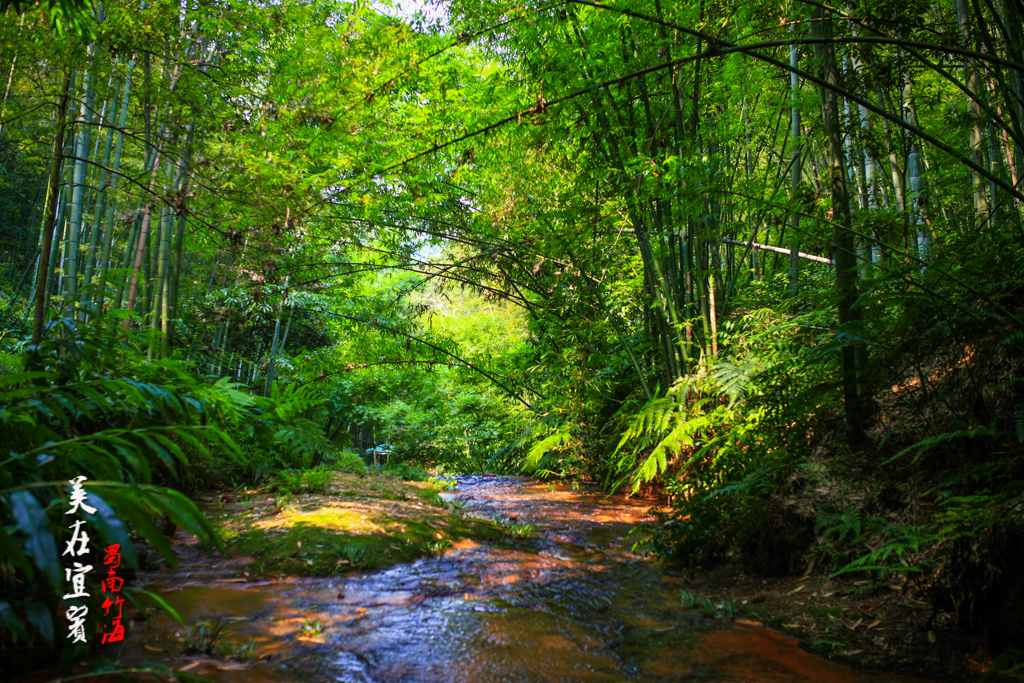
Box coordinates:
[117,476,923,682]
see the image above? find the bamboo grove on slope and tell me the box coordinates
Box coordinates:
[434,0,1024,448]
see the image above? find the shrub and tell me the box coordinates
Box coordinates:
[382,462,428,481]
[274,467,334,494]
[330,450,366,474]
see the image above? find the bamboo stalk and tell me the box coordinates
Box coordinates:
[814,6,865,445]
[720,238,834,263]
[789,25,803,297]
[63,47,96,305]
[955,0,992,229]
[31,71,73,347]
[96,54,136,311]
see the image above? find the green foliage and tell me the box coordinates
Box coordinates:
[183,617,232,656]
[274,467,334,495]
[336,541,375,570]
[815,506,862,546]
[1,0,1024,663]
[607,352,765,494]
[504,521,536,539]
[0,312,343,670]
[634,293,834,569]
[381,462,429,481]
[0,326,237,671]
[1,0,96,38]
[327,450,367,475]
[425,539,451,556]
[182,617,258,660]
[679,590,737,620]
[427,476,458,492]
[250,383,329,470]
[299,618,324,638]
[442,497,466,515]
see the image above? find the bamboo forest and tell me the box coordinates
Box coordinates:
[1,0,1023,679]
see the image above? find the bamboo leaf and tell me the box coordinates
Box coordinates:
[0,601,28,642]
[25,599,55,647]
[83,489,138,569]
[4,490,61,587]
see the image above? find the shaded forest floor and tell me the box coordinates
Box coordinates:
[669,562,1001,682]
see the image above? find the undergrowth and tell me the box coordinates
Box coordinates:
[0,314,335,673]
[631,237,1024,654]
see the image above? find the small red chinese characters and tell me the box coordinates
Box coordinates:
[100,544,125,644]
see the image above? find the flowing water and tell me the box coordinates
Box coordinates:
[118,476,923,683]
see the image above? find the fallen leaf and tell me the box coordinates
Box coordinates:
[788,584,805,595]
[735,618,763,627]
[867,620,882,630]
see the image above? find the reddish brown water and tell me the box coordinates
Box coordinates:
[109,476,928,682]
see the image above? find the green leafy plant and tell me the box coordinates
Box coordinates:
[219,639,259,661]
[329,450,367,474]
[335,541,373,570]
[507,521,535,538]
[0,323,238,671]
[299,618,324,638]
[425,539,451,556]
[427,476,458,492]
[182,617,257,659]
[274,467,334,495]
[679,590,737,620]
[183,618,232,656]
[381,462,428,481]
[233,381,331,481]
[442,498,466,515]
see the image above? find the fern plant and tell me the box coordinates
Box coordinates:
[607,354,761,494]
[0,320,241,674]
[235,380,330,479]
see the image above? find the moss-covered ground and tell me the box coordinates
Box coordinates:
[175,471,510,579]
